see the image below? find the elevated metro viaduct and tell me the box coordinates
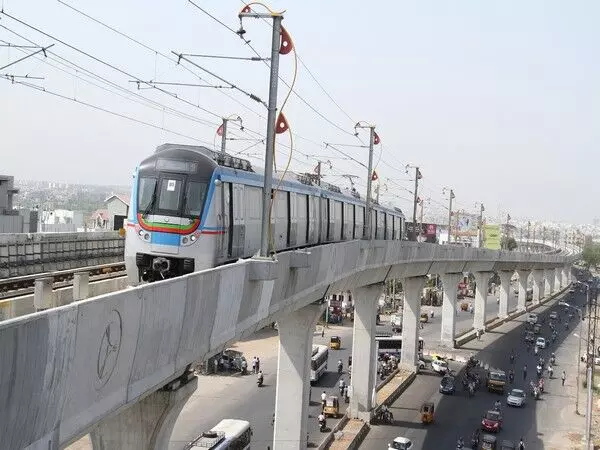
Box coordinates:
[0,240,575,450]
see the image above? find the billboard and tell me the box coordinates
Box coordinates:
[453,212,479,238]
[406,222,438,243]
[484,224,501,250]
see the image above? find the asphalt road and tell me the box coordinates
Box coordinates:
[170,290,518,449]
[169,324,356,449]
[362,289,587,450]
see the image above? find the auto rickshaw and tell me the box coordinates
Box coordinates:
[420,401,434,424]
[420,313,429,323]
[323,395,340,418]
[533,323,541,334]
[481,433,497,450]
[460,302,469,311]
[329,336,341,350]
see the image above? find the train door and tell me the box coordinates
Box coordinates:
[216,181,230,261]
[272,190,288,251]
[308,195,319,244]
[319,196,328,243]
[354,205,364,239]
[231,183,245,257]
[296,193,308,246]
[288,192,297,247]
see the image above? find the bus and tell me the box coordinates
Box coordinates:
[375,335,424,359]
[310,344,329,383]
[185,419,252,450]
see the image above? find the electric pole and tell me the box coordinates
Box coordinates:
[444,188,454,245]
[355,122,379,240]
[406,165,421,241]
[477,203,485,248]
[219,115,243,154]
[238,8,284,257]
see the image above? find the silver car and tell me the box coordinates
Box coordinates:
[506,388,526,407]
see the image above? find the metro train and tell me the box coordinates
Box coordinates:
[124,143,406,285]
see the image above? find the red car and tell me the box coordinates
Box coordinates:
[481,410,503,432]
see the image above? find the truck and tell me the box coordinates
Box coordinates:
[390,314,402,333]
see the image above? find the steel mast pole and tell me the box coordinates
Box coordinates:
[255,14,283,257]
[365,126,375,240]
[447,189,454,244]
[412,167,420,241]
[220,118,228,154]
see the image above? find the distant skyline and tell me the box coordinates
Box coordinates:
[1,1,598,223]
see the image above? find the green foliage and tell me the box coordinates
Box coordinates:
[500,237,518,251]
[582,244,600,269]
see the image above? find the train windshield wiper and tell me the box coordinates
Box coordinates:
[142,183,158,219]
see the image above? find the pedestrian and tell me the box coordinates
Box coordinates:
[321,327,325,338]
[252,357,257,374]
[321,391,327,411]
[256,357,260,373]
[562,371,566,386]
[523,364,527,381]
[476,329,481,341]
[518,438,525,450]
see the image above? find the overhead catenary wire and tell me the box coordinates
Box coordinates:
[0,75,212,144]
[0,30,221,130]
[56,0,266,120]
[0,10,232,122]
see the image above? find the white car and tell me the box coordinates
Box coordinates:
[389,436,413,450]
[418,358,427,370]
[549,311,558,320]
[527,313,538,324]
[536,337,546,349]
[431,359,448,375]
[506,388,526,407]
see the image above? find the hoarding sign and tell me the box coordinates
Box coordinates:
[484,224,501,250]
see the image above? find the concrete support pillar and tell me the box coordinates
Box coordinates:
[516,270,529,312]
[440,273,462,348]
[33,277,56,311]
[473,272,492,331]
[565,266,572,284]
[544,268,554,296]
[348,284,382,421]
[273,303,324,449]
[400,276,426,370]
[73,271,90,302]
[532,269,544,305]
[90,374,197,450]
[562,266,569,287]
[554,267,562,292]
[498,271,512,319]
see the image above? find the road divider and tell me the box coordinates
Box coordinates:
[321,369,416,450]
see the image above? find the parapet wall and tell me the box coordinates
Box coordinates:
[0,232,124,278]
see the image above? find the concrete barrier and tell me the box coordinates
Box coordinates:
[317,415,349,450]
[0,276,128,321]
[0,239,575,449]
[377,371,417,408]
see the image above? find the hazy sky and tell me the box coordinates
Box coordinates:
[1,1,598,224]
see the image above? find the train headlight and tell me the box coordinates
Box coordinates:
[190,235,196,242]
[138,229,144,236]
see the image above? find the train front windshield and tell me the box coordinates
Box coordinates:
[138,175,208,219]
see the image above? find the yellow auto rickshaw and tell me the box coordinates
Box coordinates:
[329,336,341,350]
[323,395,340,418]
[420,401,434,424]
[420,313,429,323]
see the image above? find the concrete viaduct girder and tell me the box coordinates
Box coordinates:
[0,240,574,450]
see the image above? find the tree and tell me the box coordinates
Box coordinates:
[582,244,600,269]
[501,236,518,251]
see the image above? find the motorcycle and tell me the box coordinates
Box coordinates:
[337,362,343,374]
[319,418,327,432]
[538,379,545,393]
[375,408,393,424]
[550,355,556,365]
[257,376,264,387]
[536,365,543,378]
[468,383,475,397]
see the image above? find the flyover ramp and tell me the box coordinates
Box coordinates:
[0,240,572,449]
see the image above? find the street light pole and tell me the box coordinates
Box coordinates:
[445,188,454,245]
[478,203,485,248]
[410,166,420,241]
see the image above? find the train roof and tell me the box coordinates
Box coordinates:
[154,143,405,218]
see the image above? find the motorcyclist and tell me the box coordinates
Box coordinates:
[550,353,556,365]
[456,437,464,448]
[494,400,501,410]
[321,391,327,409]
[508,369,515,383]
[548,365,554,378]
[518,438,525,449]
[510,352,515,364]
[534,345,538,355]
[538,378,544,393]
[339,378,346,394]
[337,359,343,374]
[257,370,264,386]
[536,364,543,377]
[318,413,326,431]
